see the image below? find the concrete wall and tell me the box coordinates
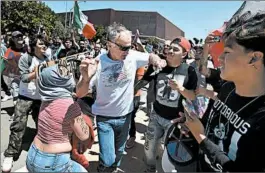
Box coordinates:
[164,19,185,39]
[82,9,113,26]
[114,11,157,36]
[57,9,184,40]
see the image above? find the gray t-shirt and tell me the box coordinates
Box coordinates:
[92,50,149,117]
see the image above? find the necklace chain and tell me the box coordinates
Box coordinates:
[224,88,263,114]
[218,88,263,138]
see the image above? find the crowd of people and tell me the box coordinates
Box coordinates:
[1,1,265,173]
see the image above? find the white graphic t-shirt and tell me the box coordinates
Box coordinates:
[19,55,49,100]
[92,50,149,117]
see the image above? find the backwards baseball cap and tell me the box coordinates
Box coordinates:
[162,124,199,172]
[11,31,23,37]
[224,1,265,40]
[171,36,191,52]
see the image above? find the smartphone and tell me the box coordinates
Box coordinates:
[213,36,221,43]
[182,100,197,118]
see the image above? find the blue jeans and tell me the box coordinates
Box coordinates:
[26,144,87,172]
[96,112,132,172]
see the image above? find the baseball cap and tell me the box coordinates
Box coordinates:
[171,37,191,52]
[11,31,23,37]
[162,124,199,172]
[224,1,265,40]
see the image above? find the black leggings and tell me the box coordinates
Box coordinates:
[1,74,11,96]
[129,96,140,138]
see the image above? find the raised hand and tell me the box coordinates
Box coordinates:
[149,53,167,70]
[79,59,98,81]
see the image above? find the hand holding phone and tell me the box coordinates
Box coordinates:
[213,36,221,43]
[205,35,221,44]
[182,100,198,120]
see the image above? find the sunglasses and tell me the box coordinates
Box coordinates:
[38,41,49,47]
[109,41,131,51]
[14,35,23,38]
[194,46,203,52]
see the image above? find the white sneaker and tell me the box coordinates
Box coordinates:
[1,95,13,102]
[2,157,13,172]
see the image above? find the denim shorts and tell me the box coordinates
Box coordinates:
[26,144,87,172]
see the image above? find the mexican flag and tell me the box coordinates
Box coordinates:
[73,1,96,39]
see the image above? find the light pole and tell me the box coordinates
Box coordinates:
[65,1,68,29]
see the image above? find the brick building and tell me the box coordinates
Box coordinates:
[57,8,184,41]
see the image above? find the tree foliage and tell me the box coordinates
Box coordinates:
[92,25,107,43]
[51,21,68,38]
[1,1,61,37]
[146,37,159,46]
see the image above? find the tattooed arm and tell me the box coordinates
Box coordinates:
[70,115,90,141]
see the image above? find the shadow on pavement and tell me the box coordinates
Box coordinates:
[13,127,37,161]
[87,160,98,172]
[121,141,146,172]
[88,142,147,173]
[135,122,147,134]
[1,107,15,117]
[21,127,37,151]
[89,151,99,156]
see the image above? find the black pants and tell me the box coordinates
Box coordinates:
[129,96,140,138]
[146,81,155,117]
[1,74,11,96]
[4,95,41,160]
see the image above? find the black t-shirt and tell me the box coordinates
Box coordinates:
[199,82,265,172]
[143,64,198,120]
[206,68,225,93]
[78,48,89,53]
[57,47,78,59]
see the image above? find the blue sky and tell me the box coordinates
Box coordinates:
[43,1,242,40]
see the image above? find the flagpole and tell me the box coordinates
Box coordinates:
[65,1,68,29]
[72,1,76,31]
[69,7,73,28]
[71,7,74,28]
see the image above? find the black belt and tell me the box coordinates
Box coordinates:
[97,112,132,120]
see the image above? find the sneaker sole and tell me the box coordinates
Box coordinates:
[2,169,12,173]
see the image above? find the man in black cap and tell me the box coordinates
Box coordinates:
[2,31,27,105]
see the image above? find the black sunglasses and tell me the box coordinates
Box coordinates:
[109,41,131,51]
[14,34,23,38]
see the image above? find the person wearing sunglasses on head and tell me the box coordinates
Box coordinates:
[2,35,51,172]
[134,36,198,172]
[177,1,265,172]
[76,22,166,172]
